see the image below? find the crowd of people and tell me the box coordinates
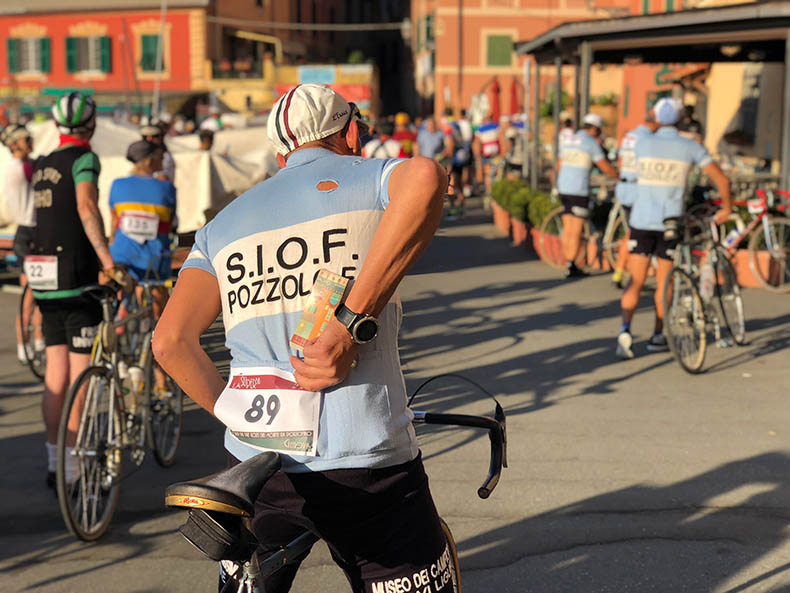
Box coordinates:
[2,92,176,487]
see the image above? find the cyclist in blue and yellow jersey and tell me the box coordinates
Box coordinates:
[616,97,731,359]
[154,84,451,593]
[30,92,132,489]
[610,113,658,288]
[109,140,177,287]
[555,113,618,278]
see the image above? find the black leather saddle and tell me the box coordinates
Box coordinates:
[165,452,281,517]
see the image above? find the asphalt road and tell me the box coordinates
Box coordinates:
[2,202,790,593]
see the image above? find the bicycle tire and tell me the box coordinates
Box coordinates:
[538,206,590,270]
[56,365,123,541]
[19,283,45,381]
[747,216,790,293]
[439,518,462,593]
[664,268,707,374]
[712,247,746,345]
[147,359,184,467]
[602,211,628,271]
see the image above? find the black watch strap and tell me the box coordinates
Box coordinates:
[335,304,358,330]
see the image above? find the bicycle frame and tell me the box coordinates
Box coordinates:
[711,188,789,256]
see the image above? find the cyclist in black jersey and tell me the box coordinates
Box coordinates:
[31,92,132,489]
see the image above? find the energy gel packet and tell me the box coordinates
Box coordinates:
[290,269,348,351]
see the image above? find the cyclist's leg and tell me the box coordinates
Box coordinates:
[61,304,101,447]
[621,252,651,327]
[652,238,678,334]
[315,455,453,593]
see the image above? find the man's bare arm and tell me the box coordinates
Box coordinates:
[703,161,732,224]
[291,156,447,391]
[153,268,225,413]
[75,181,114,270]
[595,158,618,180]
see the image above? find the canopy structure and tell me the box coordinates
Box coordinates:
[515,0,790,189]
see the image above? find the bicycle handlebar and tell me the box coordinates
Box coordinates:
[411,402,507,499]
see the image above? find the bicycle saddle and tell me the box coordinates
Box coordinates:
[81,284,118,300]
[165,452,281,517]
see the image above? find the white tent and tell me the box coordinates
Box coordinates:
[0,118,279,235]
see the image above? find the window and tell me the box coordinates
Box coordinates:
[140,34,163,72]
[66,36,111,73]
[7,37,50,74]
[486,35,512,67]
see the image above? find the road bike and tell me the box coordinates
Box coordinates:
[664,216,746,374]
[688,188,790,293]
[54,278,184,540]
[538,181,625,272]
[165,375,507,593]
[18,280,46,380]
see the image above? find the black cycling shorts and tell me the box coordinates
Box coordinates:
[13,225,34,266]
[628,228,677,261]
[219,452,454,593]
[37,298,101,354]
[559,193,589,219]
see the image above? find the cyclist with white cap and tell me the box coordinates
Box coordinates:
[154,83,450,593]
[610,112,658,288]
[555,112,618,278]
[31,92,132,488]
[616,97,731,359]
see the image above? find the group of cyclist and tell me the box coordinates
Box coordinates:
[1,92,176,488]
[553,97,732,359]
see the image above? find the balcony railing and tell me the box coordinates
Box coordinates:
[212,59,263,79]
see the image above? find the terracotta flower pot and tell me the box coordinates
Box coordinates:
[491,202,511,237]
[511,218,528,247]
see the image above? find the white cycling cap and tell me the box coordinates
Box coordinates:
[582,113,603,129]
[267,84,353,155]
[653,97,683,125]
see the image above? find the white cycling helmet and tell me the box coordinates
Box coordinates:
[52,91,97,135]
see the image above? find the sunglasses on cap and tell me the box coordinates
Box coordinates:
[341,102,370,139]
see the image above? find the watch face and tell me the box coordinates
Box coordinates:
[355,318,378,343]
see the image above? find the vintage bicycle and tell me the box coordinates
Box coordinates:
[54,278,184,540]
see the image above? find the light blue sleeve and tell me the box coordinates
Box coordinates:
[692,141,713,168]
[589,137,605,162]
[378,158,408,209]
[179,223,216,277]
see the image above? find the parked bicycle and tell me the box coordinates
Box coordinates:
[664,215,746,374]
[165,376,507,593]
[689,188,790,293]
[54,278,184,540]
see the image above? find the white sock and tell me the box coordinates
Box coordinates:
[46,442,57,472]
[17,343,27,362]
[34,338,45,352]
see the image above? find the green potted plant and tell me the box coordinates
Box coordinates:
[507,185,531,247]
[490,178,514,236]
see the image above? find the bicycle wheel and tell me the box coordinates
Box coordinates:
[713,247,746,345]
[439,518,462,593]
[664,268,707,374]
[748,216,790,293]
[539,206,590,270]
[56,365,123,541]
[19,283,45,381]
[602,211,628,271]
[147,359,184,467]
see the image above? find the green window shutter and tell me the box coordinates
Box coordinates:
[141,34,161,71]
[40,38,51,73]
[100,36,111,73]
[487,35,512,67]
[7,38,19,73]
[66,37,77,73]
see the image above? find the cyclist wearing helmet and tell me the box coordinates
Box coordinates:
[392,111,416,156]
[31,92,131,488]
[140,117,175,182]
[154,84,450,593]
[1,124,43,363]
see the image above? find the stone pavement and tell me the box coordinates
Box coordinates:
[1,202,790,593]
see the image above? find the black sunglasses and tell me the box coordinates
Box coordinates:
[341,102,370,139]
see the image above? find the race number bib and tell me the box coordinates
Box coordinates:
[213,367,321,457]
[24,255,58,290]
[120,211,159,243]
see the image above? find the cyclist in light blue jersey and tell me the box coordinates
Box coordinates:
[616,97,732,359]
[555,113,618,278]
[154,84,453,593]
[611,114,658,287]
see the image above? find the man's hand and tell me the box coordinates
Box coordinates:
[104,265,134,293]
[290,318,358,391]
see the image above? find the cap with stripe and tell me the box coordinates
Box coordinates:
[266,84,351,155]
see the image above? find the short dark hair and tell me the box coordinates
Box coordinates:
[460,109,467,117]
[198,129,214,141]
[443,107,453,117]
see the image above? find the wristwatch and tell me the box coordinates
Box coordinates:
[335,304,379,344]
